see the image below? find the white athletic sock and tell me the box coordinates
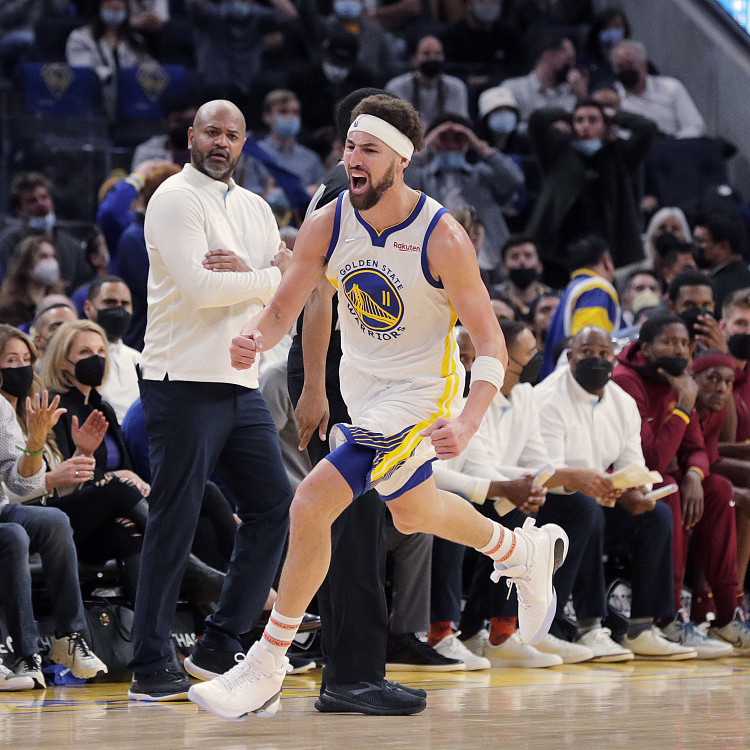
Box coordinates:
[476,520,527,566]
[260,605,302,666]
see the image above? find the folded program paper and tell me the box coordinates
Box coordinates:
[608,464,662,490]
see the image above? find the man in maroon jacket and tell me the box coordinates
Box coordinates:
[692,350,750,636]
[613,314,740,657]
[720,289,750,442]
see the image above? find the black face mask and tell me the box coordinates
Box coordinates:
[0,365,34,399]
[518,352,543,384]
[679,307,713,340]
[508,267,539,290]
[419,59,443,78]
[96,306,132,342]
[616,69,640,89]
[573,357,613,392]
[554,64,572,85]
[693,245,711,269]
[728,333,750,361]
[73,355,106,388]
[463,370,471,398]
[654,355,689,377]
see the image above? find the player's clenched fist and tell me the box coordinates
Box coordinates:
[230,332,263,370]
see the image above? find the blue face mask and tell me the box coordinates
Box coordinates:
[572,139,603,156]
[27,212,56,232]
[265,187,291,213]
[599,27,624,47]
[434,151,468,171]
[334,0,363,20]
[100,8,127,26]
[272,116,301,139]
[487,110,518,135]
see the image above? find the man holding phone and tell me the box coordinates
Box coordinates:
[534,326,696,661]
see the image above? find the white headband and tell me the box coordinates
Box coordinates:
[347,114,414,160]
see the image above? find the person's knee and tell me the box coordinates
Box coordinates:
[565,492,601,533]
[702,474,735,515]
[389,504,427,536]
[641,500,673,542]
[289,481,336,530]
[0,522,30,556]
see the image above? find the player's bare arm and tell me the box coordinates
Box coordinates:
[420,213,507,458]
[296,276,336,449]
[230,204,334,370]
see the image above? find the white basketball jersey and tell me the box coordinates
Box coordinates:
[325,190,461,382]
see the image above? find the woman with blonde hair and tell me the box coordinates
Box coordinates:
[0,236,66,327]
[42,320,225,606]
[643,206,691,269]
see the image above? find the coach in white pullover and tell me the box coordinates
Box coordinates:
[129,100,294,702]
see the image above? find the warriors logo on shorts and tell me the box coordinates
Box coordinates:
[342,269,404,332]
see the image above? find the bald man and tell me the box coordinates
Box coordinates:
[128,100,295,701]
[534,326,691,661]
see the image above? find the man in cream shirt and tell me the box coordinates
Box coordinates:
[129,100,294,702]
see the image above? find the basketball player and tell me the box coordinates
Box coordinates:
[188,95,569,721]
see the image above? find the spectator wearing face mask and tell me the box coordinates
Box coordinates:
[440,0,523,87]
[258,89,324,193]
[65,0,155,120]
[288,31,378,154]
[501,36,587,130]
[494,236,550,316]
[406,113,523,278]
[0,237,67,328]
[527,99,657,285]
[692,211,750,317]
[320,0,396,80]
[579,7,631,89]
[611,40,705,139]
[0,173,90,290]
[385,35,469,127]
[83,276,140,423]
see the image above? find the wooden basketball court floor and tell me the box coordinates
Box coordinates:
[3,660,750,749]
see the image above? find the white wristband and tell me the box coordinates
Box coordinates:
[470,356,505,391]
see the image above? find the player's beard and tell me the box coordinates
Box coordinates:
[349,161,396,211]
[191,142,239,181]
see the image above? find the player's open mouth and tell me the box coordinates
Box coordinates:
[210,151,228,161]
[350,171,369,194]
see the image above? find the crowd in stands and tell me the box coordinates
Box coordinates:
[3,0,750,689]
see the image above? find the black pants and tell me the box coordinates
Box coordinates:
[130,380,293,675]
[288,335,388,685]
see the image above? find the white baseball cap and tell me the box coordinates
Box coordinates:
[478,86,518,119]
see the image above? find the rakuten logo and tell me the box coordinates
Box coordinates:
[393,241,421,253]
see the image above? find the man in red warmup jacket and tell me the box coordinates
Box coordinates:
[613,313,744,657]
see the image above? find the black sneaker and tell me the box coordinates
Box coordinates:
[184,641,242,681]
[383,679,427,699]
[386,633,465,671]
[128,667,191,701]
[315,680,427,715]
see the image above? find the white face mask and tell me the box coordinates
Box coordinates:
[27,212,56,232]
[322,60,350,84]
[32,257,60,286]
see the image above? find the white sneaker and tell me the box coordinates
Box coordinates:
[433,633,490,670]
[461,629,489,657]
[662,615,733,659]
[491,517,569,645]
[0,660,34,691]
[535,633,594,664]
[49,633,107,679]
[708,609,750,655]
[621,626,697,661]
[575,627,634,662]
[188,641,288,722]
[13,654,45,689]
[483,633,562,668]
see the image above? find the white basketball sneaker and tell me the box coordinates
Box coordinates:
[491,517,569,645]
[188,641,288,722]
